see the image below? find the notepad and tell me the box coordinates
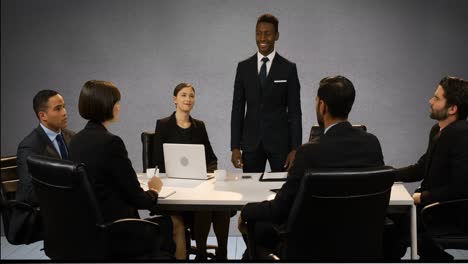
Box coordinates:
[139,180,176,198]
[158,187,176,199]
[259,172,288,181]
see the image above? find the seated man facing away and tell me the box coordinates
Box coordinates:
[390,76,468,260]
[238,75,385,258]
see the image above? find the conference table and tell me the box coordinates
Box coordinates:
[138,172,418,259]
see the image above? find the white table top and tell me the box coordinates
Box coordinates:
[138,173,414,207]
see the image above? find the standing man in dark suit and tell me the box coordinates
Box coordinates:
[391,76,468,260]
[230,13,302,173]
[17,90,75,206]
[238,76,385,258]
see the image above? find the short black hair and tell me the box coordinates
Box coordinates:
[317,76,356,119]
[257,13,279,32]
[173,83,195,96]
[78,80,121,122]
[439,76,468,120]
[33,90,59,119]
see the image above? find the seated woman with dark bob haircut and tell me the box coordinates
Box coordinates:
[69,80,186,259]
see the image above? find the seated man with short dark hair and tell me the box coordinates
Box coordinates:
[238,76,385,258]
[13,90,75,243]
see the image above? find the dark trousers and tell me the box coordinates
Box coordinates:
[245,221,281,259]
[147,215,176,258]
[192,211,231,259]
[242,142,287,173]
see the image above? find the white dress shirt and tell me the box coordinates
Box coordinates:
[40,123,64,158]
[324,121,344,135]
[257,50,276,76]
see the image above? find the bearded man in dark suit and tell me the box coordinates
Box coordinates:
[238,76,385,259]
[391,76,468,261]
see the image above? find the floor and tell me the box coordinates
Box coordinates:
[0,235,245,260]
[2,235,468,260]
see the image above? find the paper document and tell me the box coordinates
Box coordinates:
[158,187,176,199]
[260,172,288,181]
[139,180,176,198]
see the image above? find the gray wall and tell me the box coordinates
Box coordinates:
[2,0,468,193]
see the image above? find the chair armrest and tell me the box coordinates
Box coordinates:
[268,253,280,260]
[1,199,36,210]
[100,218,161,259]
[272,223,287,236]
[421,198,468,235]
[0,200,40,245]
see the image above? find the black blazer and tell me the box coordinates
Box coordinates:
[397,120,468,206]
[16,125,75,205]
[154,112,218,173]
[230,53,302,153]
[241,122,384,224]
[69,121,158,222]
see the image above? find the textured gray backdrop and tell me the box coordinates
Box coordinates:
[2,0,468,194]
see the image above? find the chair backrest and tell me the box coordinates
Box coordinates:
[141,132,156,173]
[27,155,107,259]
[309,125,367,142]
[1,156,18,241]
[283,166,395,260]
[1,156,18,201]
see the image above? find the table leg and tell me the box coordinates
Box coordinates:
[410,204,418,259]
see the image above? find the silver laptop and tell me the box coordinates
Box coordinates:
[163,143,213,180]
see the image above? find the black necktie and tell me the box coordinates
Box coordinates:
[56,134,68,159]
[259,57,269,87]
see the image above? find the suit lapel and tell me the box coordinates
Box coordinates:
[168,112,179,132]
[35,126,60,158]
[264,54,283,93]
[247,55,263,101]
[167,112,202,142]
[425,127,442,173]
[62,129,73,146]
[267,54,281,82]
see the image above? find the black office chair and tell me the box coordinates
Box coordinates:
[250,166,395,260]
[309,124,367,142]
[141,131,157,173]
[140,131,218,259]
[1,155,41,245]
[27,155,163,260]
[420,198,468,251]
[1,156,19,202]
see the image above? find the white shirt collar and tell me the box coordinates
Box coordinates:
[324,121,344,135]
[40,123,61,142]
[257,50,276,64]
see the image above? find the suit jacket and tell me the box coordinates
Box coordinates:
[230,53,302,153]
[16,125,75,206]
[154,112,218,173]
[69,121,158,222]
[397,120,468,206]
[241,122,384,224]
